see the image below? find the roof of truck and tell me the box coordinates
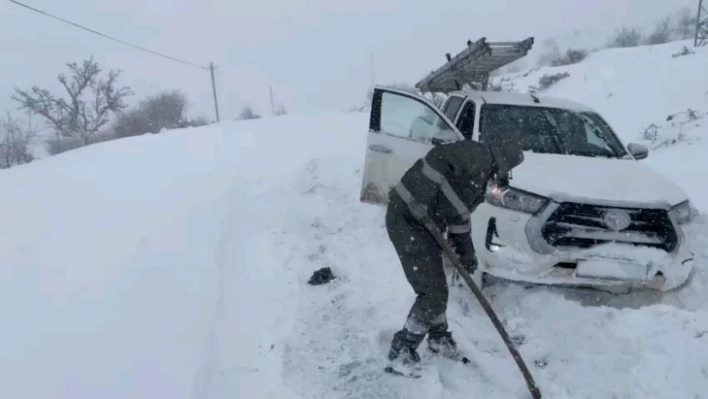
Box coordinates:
[446,89,596,112]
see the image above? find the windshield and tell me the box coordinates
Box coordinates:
[479,104,628,158]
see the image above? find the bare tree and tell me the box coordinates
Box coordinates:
[139,91,187,131]
[551,48,589,66]
[239,106,260,120]
[112,111,147,138]
[181,116,210,128]
[12,57,133,146]
[537,72,570,90]
[675,7,696,40]
[646,17,673,45]
[113,91,190,137]
[607,26,643,48]
[0,113,36,169]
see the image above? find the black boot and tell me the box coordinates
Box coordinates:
[387,329,423,365]
[427,330,459,359]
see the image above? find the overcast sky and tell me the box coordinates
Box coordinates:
[0,0,698,123]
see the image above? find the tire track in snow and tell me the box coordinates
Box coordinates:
[191,174,300,399]
[190,176,239,399]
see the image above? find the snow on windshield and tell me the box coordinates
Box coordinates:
[479,104,629,158]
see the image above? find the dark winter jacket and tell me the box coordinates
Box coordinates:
[389,135,524,260]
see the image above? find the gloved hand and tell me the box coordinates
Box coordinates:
[458,251,477,275]
[450,251,477,286]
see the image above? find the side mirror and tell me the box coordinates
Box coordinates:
[431,129,459,146]
[627,143,649,160]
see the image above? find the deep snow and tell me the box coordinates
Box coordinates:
[0,40,707,399]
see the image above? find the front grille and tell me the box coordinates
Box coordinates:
[541,202,678,252]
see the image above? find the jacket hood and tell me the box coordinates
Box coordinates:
[481,129,525,176]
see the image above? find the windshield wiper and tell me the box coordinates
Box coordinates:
[541,110,568,154]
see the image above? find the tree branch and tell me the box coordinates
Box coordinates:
[11,57,132,144]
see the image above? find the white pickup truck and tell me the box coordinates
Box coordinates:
[360,85,697,292]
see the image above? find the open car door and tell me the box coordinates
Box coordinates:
[360,86,465,205]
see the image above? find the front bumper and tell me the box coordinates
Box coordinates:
[471,202,697,292]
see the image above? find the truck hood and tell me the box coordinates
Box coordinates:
[509,152,688,208]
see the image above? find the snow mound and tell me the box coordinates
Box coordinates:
[1,40,708,398]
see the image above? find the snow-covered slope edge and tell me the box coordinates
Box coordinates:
[0,117,341,399]
[496,40,708,150]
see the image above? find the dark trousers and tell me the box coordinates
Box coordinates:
[386,199,449,347]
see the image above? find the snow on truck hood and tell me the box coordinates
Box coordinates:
[509,152,688,207]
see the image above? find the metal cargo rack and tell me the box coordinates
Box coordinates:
[415,37,534,93]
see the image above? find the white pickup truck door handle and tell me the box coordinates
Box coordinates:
[369,144,392,154]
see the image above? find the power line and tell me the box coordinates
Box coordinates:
[7,0,222,122]
[6,0,206,69]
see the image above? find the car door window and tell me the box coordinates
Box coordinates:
[455,101,476,140]
[379,91,455,144]
[442,96,464,122]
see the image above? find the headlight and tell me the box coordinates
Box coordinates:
[669,200,694,224]
[485,183,548,214]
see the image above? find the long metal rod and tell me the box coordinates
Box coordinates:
[420,214,542,399]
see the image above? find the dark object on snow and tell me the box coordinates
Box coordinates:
[308,267,335,285]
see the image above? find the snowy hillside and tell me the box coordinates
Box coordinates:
[495,40,707,152]
[1,41,708,399]
[494,40,708,211]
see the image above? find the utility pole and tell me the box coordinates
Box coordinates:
[209,62,220,122]
[270,86,275,115]
[696,0,708,47]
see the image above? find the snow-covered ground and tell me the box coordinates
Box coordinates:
[1,41,708,398]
